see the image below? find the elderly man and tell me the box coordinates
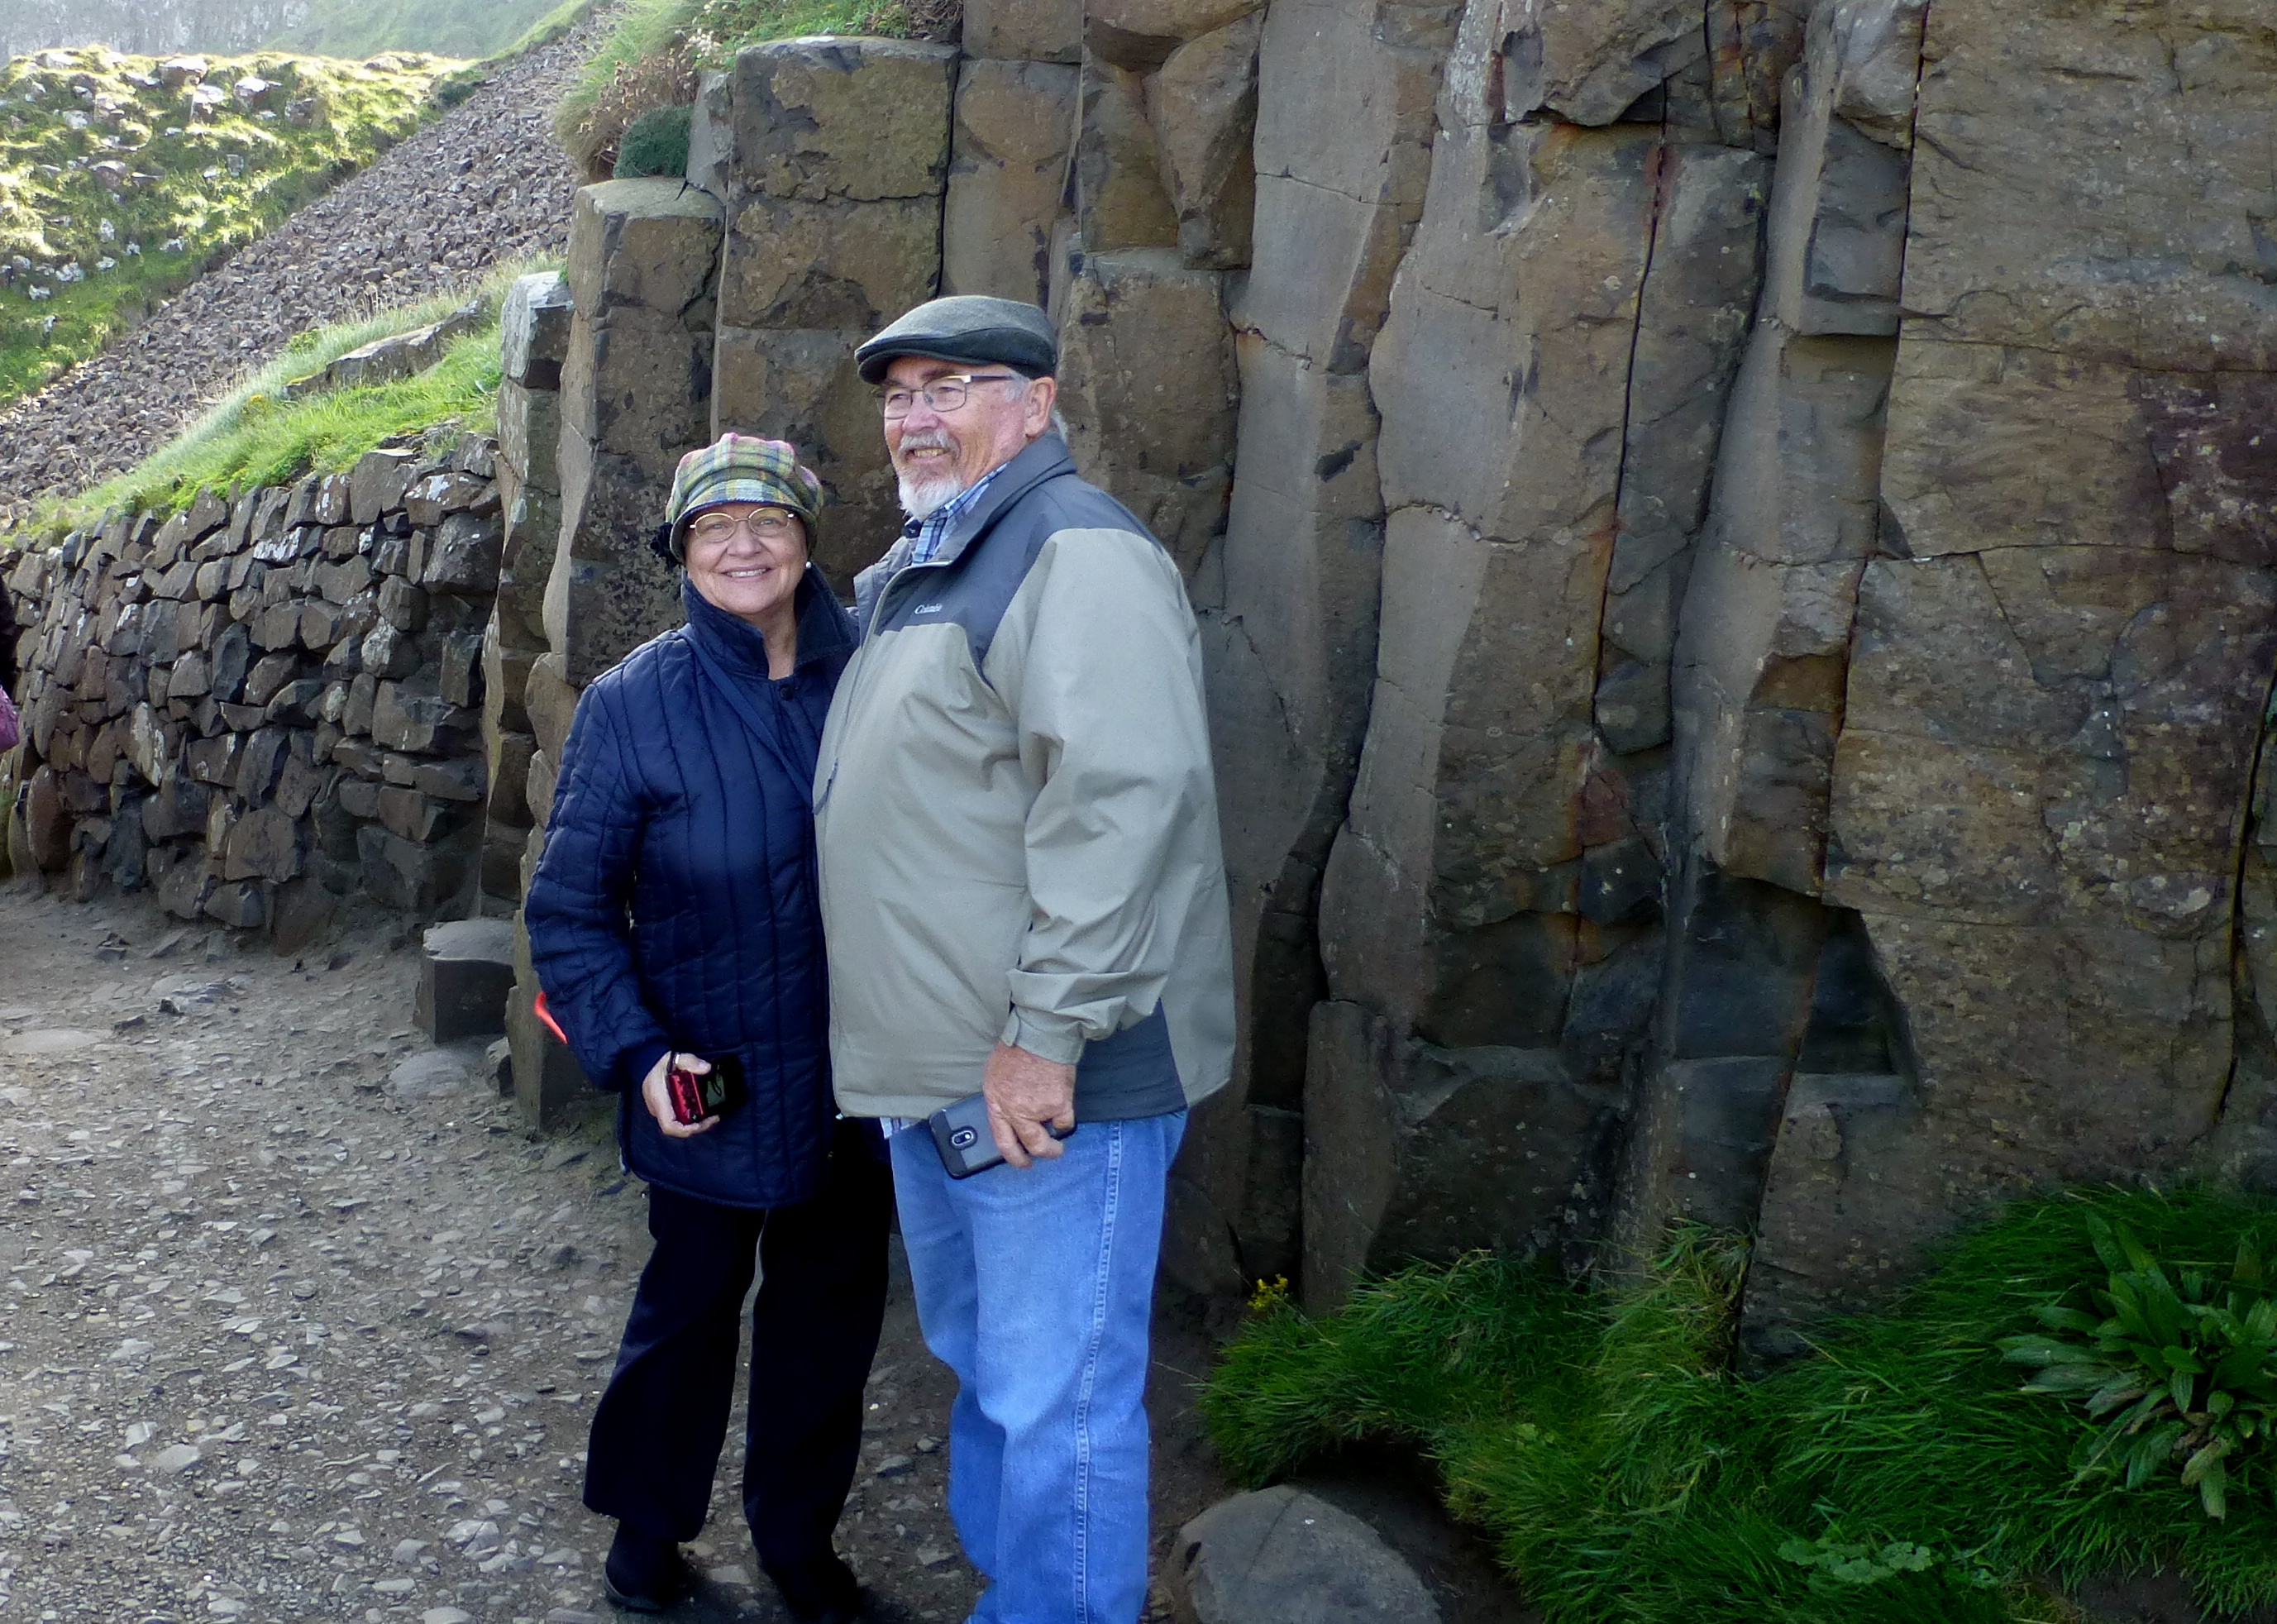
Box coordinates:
[814,295,1234,1624]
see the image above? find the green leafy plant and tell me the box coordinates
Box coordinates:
[1998,1215,2277,1519]
[1201,1187,2277,1622]
[1775,1526,2000,1593]
[613,103,692,178]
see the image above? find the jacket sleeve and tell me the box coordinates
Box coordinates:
[523,677,674,1092]
[993,528,1217,1064]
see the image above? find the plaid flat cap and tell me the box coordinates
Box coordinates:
[660,434,824,561]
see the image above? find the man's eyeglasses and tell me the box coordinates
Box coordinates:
[688,508,800,545]
[879,373,1024,419]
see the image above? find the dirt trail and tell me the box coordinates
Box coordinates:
[0,880,1235,1622]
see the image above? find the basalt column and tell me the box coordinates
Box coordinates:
[1303,0,1783,1308]
[540,177,723,690]
[509,177,723,1128]
[695,36,958,587]
[1619,0,1920,1306]
[1739,0,2277,1354]
[1169,0,1460,1296]
[481,270,574,909]
[1043,0,1250,581]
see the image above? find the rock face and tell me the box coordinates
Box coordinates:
[1735,0,2277,1355]
[11,0,2271,1341]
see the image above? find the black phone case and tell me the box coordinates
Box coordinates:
[927,1092,1075,1178]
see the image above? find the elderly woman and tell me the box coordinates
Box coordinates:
[524,436,883,1624]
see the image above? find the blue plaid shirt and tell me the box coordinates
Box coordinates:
[905,466,1005,565]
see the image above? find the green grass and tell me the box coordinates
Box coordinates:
[1205,1187,2277,1624]
[553,0,925,174]
[508,1,614,58]
[19,262,547,539]
[0,45,457,412]
[263,0,572,62]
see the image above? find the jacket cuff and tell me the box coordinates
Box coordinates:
[616,1039,673,1096]
[1000,1008,1086,1067]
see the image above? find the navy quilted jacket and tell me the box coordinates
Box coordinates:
[524,571,857,1210]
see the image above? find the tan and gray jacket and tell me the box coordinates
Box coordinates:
[814,434,1235,1120]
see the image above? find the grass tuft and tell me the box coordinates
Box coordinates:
[551,0,946,179]
[16,260,551,540]
[262,0,574,62]
[508,1,615,58]
[1204,1187,2277,1623]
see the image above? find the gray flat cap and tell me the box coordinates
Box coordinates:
[856,295,1057,385]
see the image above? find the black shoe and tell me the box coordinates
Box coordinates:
[768,1551,866,1622]
[603,1525,695,1613]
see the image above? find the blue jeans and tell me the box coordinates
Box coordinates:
[889,1111,1188,1624]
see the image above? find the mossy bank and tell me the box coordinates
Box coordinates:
[0,45,461,411]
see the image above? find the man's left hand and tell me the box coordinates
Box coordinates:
[983,1041,1076,1168]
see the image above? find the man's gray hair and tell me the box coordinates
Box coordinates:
[1011,372,1070,441]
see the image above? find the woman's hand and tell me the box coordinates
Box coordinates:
[642,1051,722,1138]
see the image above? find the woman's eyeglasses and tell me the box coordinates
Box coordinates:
[688,509,800,544]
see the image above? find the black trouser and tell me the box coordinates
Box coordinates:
[584,1122,890,1595]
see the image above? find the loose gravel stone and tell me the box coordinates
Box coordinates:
[0,858,1246,1624]
[0,881,1008,1623]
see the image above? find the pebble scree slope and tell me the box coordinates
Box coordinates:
[0,21,599,530]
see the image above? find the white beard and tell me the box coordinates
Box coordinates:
[895,429,967,519]
[897,471,967,520]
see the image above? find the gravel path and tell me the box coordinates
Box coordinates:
[0,882,1223,1623]
[0,23,599,531]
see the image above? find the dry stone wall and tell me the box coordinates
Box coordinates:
[7,0,2268,1345]
[2,447,505,948]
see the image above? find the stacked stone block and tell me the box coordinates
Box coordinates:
[1,445,503,945]
[483,270,575,907]
[695,38,959,585]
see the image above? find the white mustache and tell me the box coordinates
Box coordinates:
[896,430,957,459]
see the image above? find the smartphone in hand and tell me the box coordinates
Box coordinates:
[928,1091,1076,1177]
[666,1053,746,1125]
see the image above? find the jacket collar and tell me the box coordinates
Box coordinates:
[921,434,1078,572]
[680,564,854,679]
